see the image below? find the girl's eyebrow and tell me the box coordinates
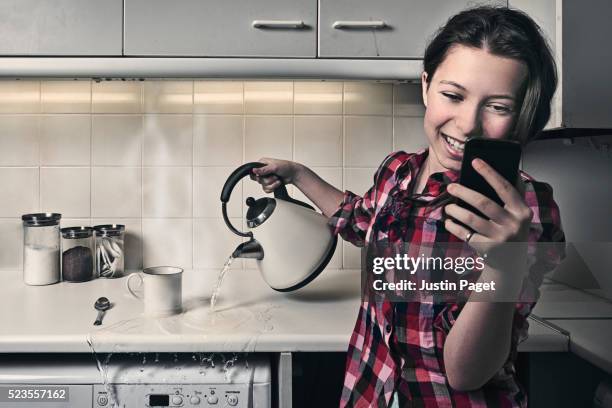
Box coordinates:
[439,80,515,101]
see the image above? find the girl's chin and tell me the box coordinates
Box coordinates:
[432,142,462,171]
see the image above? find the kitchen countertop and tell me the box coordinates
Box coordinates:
[531,279,612,374]
[545,319,612,374]
[533,280,612,319]
[0,268,567,354]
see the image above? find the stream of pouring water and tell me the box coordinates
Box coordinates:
[210,255,234,311]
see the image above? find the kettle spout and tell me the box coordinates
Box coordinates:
[232,238,264,260]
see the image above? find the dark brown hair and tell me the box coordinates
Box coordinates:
[423,6,557,145]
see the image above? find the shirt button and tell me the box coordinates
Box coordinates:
[385,324,392,333]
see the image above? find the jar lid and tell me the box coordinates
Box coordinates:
[93,224,125,237]
[22,213,62,227]
[61,226,93,239]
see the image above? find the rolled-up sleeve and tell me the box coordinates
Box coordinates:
[327,151,410,247]
[327,188,377,247]
[514,179,566,346]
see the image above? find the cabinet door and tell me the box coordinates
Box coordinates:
[319,0,506,58]
[124,0,316,57]
[0,0,122,55]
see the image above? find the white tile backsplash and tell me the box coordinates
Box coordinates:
[0,219,22,270]
[143,115,192,166]
[0,116,39,166]
[294,116,343,167]
[344,168,378,197]
[143,167,192,217]
[345,116,393,167]
[40,167,90,218]
[92,115,143,166]
[194,81,243,114]
[0,168,39,216]
[142,218,192,269]
[294,82,343,115]
[193,167,241,218]
[394,116,428,152]
[40,115,91,166]
[0,80,425,270]
[193,218,243,269]
[344,82,393,116]
[92,81,143,114]
[193,115,243,166]
[244,116,293,162]
[144,81,193,114]
[394,83,426,117]
[92,167,142,218]
[41,81,91,113]
[245,82,293,115]
[0,81,40,114]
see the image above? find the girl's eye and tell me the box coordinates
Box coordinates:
[441,92,462,102]
[487,104,512,114]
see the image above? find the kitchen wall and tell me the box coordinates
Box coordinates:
[0,80,427,271]
[523,136,612,299]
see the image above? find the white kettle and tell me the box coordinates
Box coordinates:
[220,162,337,292]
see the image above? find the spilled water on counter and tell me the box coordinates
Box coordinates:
[84,261,279,407]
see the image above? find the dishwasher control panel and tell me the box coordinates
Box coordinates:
[0,353,271,408]
[94,384,248,407]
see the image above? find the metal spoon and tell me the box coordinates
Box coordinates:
[93,297,111,326]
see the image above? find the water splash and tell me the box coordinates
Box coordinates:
[87,336,119,407]
[223,353,240,382]
[210,255,234,311]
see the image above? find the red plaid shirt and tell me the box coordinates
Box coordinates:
[328,150,565,408]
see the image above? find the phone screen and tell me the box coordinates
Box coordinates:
[456,138,522,219]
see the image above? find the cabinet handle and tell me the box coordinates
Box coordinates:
[252,20,306,29]
[332,21,387,29]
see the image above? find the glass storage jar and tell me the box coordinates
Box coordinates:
[94,224,125,278]
[61,226,95,282]
[22,213,62,286]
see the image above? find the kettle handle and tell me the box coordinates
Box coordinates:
[221,162,315,210]
[220,162,316,238]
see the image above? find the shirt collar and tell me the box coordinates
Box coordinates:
[398,148,459,195]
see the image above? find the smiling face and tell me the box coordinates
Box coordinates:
[421,44,528,173]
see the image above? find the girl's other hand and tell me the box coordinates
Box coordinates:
[250,158,302,193]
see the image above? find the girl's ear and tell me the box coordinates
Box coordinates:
[421,71,429,107]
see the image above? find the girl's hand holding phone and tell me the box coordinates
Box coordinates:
[443,158,532,275]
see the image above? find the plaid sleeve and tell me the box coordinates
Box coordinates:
[513,178,566,346]
[327,151,411,247]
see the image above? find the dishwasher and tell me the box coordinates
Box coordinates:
[0,353,271,408]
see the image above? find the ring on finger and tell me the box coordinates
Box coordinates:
[465,231,475,242]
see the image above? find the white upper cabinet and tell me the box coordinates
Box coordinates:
[124,0,317,57]
[318,0,506,58]
[0,0,122,56]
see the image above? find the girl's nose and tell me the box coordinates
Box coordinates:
[455,104,482,138]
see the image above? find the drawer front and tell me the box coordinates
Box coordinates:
[0,0,122,56]
[125,0,316,57]
[319,0,506,58]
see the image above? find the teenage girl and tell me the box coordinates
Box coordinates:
[252,6,565,407]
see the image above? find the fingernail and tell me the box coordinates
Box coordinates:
[447,183,456,193]
[472,158,483,169]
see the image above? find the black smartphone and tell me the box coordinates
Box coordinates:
[455,138,522,220]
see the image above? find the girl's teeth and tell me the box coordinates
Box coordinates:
[444,135,464,152]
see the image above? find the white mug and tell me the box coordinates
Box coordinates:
[126,266,183,317]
